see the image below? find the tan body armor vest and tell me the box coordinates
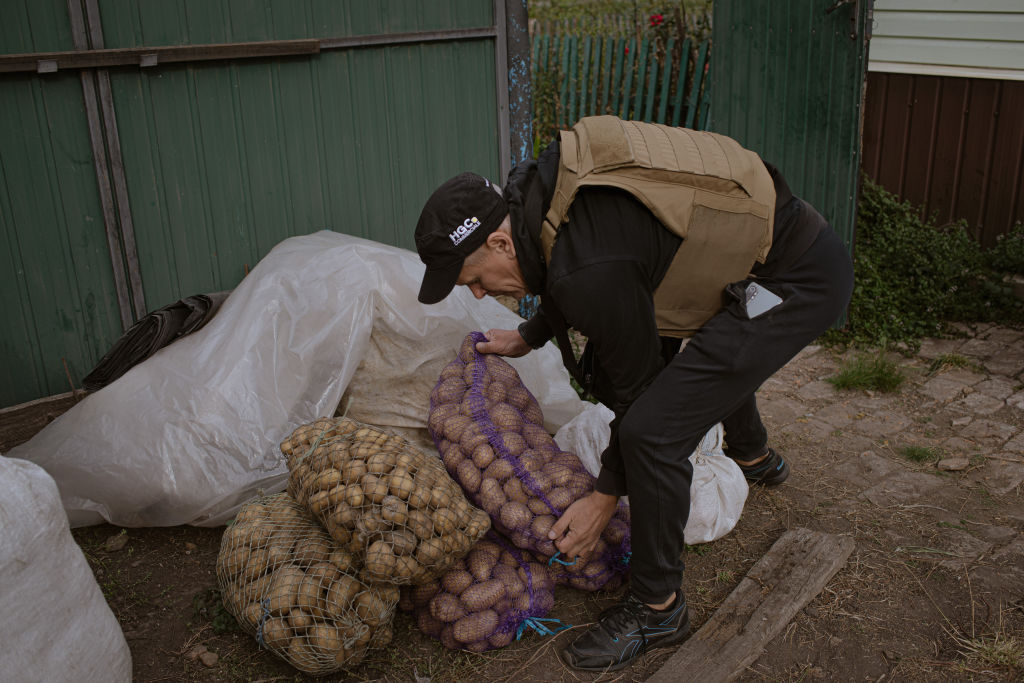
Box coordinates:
[541,116,777,337]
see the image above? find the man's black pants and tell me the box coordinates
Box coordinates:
[617,222,855,603]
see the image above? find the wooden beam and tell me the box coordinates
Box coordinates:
[646,528,855,683]
[0,40,321,74]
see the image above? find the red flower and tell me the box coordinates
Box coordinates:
[649,13,664,27]
[625,46,630,54]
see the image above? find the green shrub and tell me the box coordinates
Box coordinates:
[824,179,1024,350]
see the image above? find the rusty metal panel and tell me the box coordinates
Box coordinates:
[710,0,872,258]
[860,71,1024,247]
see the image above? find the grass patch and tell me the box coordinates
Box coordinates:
[827,352,906,393]
[928,353,984,376]
[900,445,939,464]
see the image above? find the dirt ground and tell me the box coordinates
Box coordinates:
[68,323,1024,683]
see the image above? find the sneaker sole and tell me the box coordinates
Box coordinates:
[558,611,692,673]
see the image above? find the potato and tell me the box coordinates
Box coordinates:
[443,415,473,442]
[455,459,482,493]
[293,537,332,567]
[315,468,342,492]
[241,547,271,582]
[366,451,396,475]
[407,485,431,510]
[492,564,525,595]
[477,477,505,516]
[468,442,494,469]
[490,403,522,430]
[459,424,489,452]
[388,468,416,500]
[604,517,629,545]
[380,495,409,525]
[407,509,433,540]
[452,609,499,644]
[306,561,340,588]
[387,528,419,556]
[432,481,458,509]
[324,575,362,614]
[308,622,343,655]
[354,590,390,627]
[498,432,526,457]
[329,501,357,528]
[483,457,514,482]
[467,551,498,583]
[546,486,573,511]
[430,592,466,623]
[266,565,306,615]
[340,458,368,485]
[432,507,458,536]
[295,575,326,617]
[441,568,474,595]
[393,554,420,579]
[530,514,556,541]
[499,500,531,531]
[364,540,398,578]
[259,616,292,649]
[360,473,390,504]
[502,477,529,504]
[415,536,445,565]
[460,579,506,610]
[527,496,552,516]
[218,543,250,579]
[488,629,514,649]
[287,638,319,669]
[369,624,393,650]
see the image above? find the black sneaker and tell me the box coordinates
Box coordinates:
[559,589,690,672]
[737,447,790,485]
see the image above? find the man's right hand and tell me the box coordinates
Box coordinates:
[475,328,531,357]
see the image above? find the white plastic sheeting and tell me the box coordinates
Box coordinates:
[8,232,587,528]
[0,456,132,682]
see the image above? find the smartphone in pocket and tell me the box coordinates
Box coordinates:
[744,282,783,318]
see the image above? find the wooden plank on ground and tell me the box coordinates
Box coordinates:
[646,528,855,683]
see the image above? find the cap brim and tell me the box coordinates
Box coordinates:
[418,259,464,304]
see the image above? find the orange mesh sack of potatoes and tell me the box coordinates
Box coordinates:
[282,416,491,585]
[216,493,398,675]
[427,332,631,592]
[403,533,560,652]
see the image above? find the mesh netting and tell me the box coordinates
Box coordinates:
[215,493,398,675]
[427,332,631,592]
[283,416,491,585]
[400,532,556,652]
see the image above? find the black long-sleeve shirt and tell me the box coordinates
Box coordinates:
[510,143,813,496]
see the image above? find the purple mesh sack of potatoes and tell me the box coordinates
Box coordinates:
[427,332,630,591]
[402,533,557,651]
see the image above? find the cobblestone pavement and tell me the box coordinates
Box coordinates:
[735,323,1024,679]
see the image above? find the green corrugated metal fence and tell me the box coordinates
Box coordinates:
[531,29,712,143]
[709,0,871,260]
[1,0,528,408]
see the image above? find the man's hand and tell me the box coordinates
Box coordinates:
[547,491,619,560]
[475,328,531,357]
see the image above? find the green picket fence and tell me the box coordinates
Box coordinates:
[531,32,711,144]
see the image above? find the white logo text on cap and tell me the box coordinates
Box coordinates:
[449,217,481,246]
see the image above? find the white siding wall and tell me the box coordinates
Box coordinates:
[869,0,1024,80]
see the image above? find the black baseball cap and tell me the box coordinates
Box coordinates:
[415,172,508,304]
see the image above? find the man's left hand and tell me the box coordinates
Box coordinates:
[547,490,619,560]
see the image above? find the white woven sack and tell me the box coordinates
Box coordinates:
[0,456,131,682]
[554,404,748,544]
[684,424,749,544]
